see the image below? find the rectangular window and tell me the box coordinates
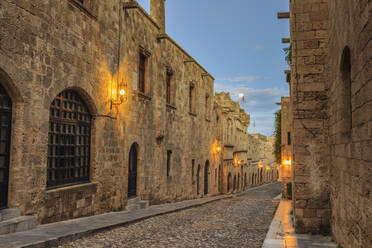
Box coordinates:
[139,53,147,93]
[287,132,291,145]
[189,85,194,113]
[166,73,172,104]
[167,150,172,177]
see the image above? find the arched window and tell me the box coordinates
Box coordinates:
[47,90,92,188]
[340,46,352,135]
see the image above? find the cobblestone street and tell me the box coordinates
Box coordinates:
[59,183,281,248]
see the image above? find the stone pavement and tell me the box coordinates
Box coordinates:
[0,183,281,248]
[59,183,281,248]
[262,199,338,248]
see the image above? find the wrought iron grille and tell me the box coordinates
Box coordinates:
[47,90,91,188]
[0,85,11,209]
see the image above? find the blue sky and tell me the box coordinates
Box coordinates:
[137,0,290,136]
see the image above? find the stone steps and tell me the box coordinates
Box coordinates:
[0,209,37,235]
[126,197,149,211]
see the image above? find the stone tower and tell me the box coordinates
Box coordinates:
[151,0,165,33]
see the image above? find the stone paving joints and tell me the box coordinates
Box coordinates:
[262,199,338,248]
[0,183,278,248]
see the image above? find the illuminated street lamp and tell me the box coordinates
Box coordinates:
[111,79,127,108]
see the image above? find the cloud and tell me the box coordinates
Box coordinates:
[255,45,265,51]
[214,82,289,136]
[215,76,259,83]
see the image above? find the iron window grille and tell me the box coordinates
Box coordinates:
[0,85,11,209]
[47,90,91,188]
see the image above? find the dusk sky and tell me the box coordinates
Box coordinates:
[137,0,290,136]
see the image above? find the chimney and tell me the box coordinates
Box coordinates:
[150,0,165,33]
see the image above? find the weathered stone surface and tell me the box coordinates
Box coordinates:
[0,0,278,226]
[281,0,372,246]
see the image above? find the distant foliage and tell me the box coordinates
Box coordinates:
[283,44,292,66]
[273,110,281,164]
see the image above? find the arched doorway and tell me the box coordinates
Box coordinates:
[227,173,232,192]
[237,174,240,191]
[244,173,247,189]
[204,161,209,195]
[128,144,138,198]
[233,175,236,192]
[218,163,223,193]
[197,164,201,195]
[0,84,11,209]
[260,168,263,184]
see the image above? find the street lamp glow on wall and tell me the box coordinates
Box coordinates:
[110,78,127,108]
[283,159,292,166]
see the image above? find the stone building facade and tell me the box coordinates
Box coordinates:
[280,97,292,199]
[280,0,372,246]
[214,92,278,194]
[0,0,277,225]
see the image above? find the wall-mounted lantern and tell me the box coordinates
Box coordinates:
[283,159,292,166]
[213,140,222,154]
[110,78,127,109]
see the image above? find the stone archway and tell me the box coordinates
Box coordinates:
[197,164,201,195]
[204,160,209,195]
[227,173,232,193]
[233,175,236,192]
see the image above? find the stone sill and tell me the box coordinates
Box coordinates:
[46,182,98,194]
[137,91,152,101]
[68,0,98,20]
[189,112,197,117]
[166,104,176,110]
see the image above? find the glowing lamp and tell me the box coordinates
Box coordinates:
[216,146,221,152]
[283,159,292,166]
[110,79,127,108]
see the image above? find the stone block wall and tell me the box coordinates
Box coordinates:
[280,97,292,199]
[328,0,372,247]
[0,0,278,225]
[289,0,331,234]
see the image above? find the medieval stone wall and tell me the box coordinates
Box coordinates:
[0,0,278,225]
[328,0,372,247]
[280,97,292,199]
[289,0,331,234]
[284,0,372,245]
[214,93,278,194]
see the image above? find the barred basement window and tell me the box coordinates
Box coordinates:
[47,90,92,188]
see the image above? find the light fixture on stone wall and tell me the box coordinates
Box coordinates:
[283,159,292,166]
[213,140,222,154]
[110,78,127,109]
